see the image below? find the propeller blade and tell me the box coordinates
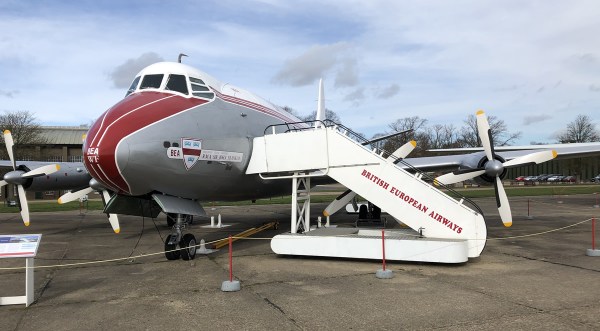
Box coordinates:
[387,140,416,161]
[3,130,16,169]
[16,185,29,226]
[58,187,93,204]
[324,189,357,217]
[101,190,120,233]
[475,110,494,161]
[434,169,486,186]
[494,177,512,227]
[502,150,558,168]
[107,213,120,234]
[22,164,61,178]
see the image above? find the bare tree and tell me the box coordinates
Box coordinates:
[299,109,342,124]
[280,106,302,120]
[459,114,521,147]
[0,111,46,145]
[426,124,461,149]
[557,114,599,143]
[382,116,429,156]
[0,110,47,160]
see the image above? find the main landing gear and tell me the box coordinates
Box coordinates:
[164,213,197,261]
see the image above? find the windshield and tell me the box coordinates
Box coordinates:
[140,74,164,89]
[165,74,188,95]
[125,76,141,96]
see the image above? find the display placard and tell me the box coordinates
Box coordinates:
[0,234,42,258]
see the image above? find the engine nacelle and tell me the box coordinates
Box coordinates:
[457,152,507,185]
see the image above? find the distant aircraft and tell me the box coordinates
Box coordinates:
[2,60,600,261]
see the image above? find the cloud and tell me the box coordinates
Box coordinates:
[590,85,600,92]
[523,114,552,125]
[334,58,358,88]
[0,90,19,98]
[272,42,350,86]
[343,88,365,106]
[376,84,400,99]
[109,52,164,88]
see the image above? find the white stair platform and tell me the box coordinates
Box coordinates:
[271,227,470,264]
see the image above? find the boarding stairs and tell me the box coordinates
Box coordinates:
[246,123,487,263]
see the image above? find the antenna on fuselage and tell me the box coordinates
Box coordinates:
[178,53,188,63]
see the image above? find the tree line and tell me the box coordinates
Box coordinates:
[282,106,599,157]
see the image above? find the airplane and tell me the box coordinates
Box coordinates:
[2,58,600,261]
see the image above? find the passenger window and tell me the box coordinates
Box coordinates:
[126,76,141,96]
[140,74,164,89]
[165,74,189,95]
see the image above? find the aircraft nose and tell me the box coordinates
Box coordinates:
[83,92,208,194]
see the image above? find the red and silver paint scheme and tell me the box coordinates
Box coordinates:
[83,62,302,200]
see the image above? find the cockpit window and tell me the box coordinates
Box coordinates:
[165,74,189,95]
[192,85,209,92]
[125,76,141,97]
[190,77,214,100]
[140,74,164,89]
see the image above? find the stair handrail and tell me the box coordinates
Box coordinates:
[261,120,484,216]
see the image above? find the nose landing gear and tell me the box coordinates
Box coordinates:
[164,213,197,260]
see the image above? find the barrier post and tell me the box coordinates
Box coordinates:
[594,193,599,208]
[375,229,393,279]
[587,217,600,256]
[526,199,533,220]
[221,235,241,291]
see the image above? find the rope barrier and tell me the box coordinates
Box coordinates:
[0,217,596,271]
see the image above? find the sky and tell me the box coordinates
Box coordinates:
[1,0,600,144]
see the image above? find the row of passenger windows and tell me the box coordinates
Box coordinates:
[126,74,215,100]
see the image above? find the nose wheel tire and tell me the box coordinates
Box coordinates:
[164,234,181,260]
[180,233,197,260]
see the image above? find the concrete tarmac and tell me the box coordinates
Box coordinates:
[1,194,599,330]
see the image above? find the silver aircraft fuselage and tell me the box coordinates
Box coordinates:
[83,62,303,201]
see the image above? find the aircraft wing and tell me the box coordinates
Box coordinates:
[429,142,600,156]
[405,142,600,172]
[0,160,83,169]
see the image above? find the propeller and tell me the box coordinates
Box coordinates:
[323,140,417,217]
[323,189,356,217]
[2,130,61,226]
[58,179,120,233]
[434,110,558,227]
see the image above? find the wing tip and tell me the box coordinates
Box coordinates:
[3,130,11,135]
[476,110,485,115]
[114,228,121,234]
[410,140,416,147]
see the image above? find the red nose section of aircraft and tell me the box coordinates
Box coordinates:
[84,92,208,194]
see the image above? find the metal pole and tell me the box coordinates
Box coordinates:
[593,217,596,251]
[381,229,386,271]
[229,235,233,282]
